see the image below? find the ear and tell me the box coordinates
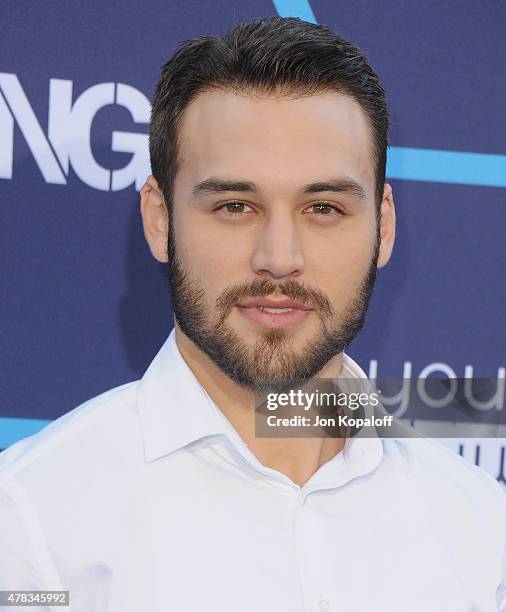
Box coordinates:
[377,182,396,268]
[140,175,169,263]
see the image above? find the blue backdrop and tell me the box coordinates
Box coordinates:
[1,1,505,479]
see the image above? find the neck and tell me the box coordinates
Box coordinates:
[174,324,346,487]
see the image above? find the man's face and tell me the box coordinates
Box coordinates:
[168,90,382,391]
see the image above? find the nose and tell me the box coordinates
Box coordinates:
[250,209,305,280]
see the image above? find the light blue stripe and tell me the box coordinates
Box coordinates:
[271,0,317,23]
[0,417,51,449]
[387,146,506,188]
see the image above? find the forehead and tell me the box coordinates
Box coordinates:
[176,89,375,196]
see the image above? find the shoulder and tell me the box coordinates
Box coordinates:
[0,379,141,485]
[384,435,504,496]
[383,435,506,527]
[0,381,140,589]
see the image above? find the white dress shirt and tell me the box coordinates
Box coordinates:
[1,329,505,612]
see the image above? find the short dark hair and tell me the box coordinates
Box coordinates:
[149,16,390,213]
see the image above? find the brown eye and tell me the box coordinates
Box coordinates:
[224,202,247,213]
[306,202,343,216]
[216,201,254,216]
[313,203,334,214]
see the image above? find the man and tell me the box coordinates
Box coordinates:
[0,15,504,612]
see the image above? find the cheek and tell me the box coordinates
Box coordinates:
[173,217,252,288]
[305,222,376,292]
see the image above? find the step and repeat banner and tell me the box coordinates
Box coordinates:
[1,2,505,482]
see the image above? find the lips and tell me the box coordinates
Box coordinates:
[235,296,313,328]
[236,297,312,310]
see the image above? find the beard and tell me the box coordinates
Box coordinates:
[167,221,380,394]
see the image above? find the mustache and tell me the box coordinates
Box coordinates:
[215,277,334,322]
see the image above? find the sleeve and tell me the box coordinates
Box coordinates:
[0,479,58,612]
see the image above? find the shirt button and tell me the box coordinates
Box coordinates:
[318,599,330,612]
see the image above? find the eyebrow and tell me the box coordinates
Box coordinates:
[302,178,366,200]
[191,176,367,200]
[192,178,260,197]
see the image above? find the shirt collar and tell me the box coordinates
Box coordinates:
[137,329,226,462]
[137,328,384,476]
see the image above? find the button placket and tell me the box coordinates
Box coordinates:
[318,598,330,612]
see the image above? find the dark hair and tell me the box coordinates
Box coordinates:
[149,16,390,213]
